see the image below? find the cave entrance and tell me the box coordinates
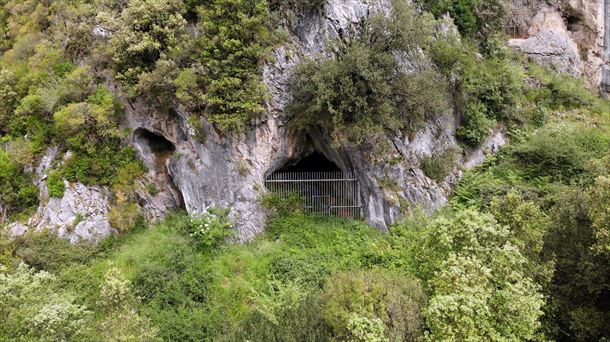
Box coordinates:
[265,151,362,218]
[134,128,175,172]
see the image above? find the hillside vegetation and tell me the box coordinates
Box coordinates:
[1,0,610,341]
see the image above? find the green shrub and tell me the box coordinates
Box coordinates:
[174,207,234,250]
[108,202,140,232]
[11,230,98,272]
[589,176,610,256]
[93,267,162,341]
[526,64,610,115]
[99,0,187,92]
[419,0,508,40]
[346,313,388,342]
[288,0,447,143]
[421,209,544,341]
[0,264,90,341]
[46,170,65,198]
[421,148,459,181]
[511,124,610,183]
[228,292,330,342]
[176,0,275,132]
[431,37,525,145]
[323,268,427,341]
[542,183,610,341]
[456,102,496,145]
[0,148,38,221]
[261,192,304,221]
[0,68,23,132]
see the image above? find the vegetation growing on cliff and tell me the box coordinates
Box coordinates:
[1,0,610,341]
[288,1,447,143]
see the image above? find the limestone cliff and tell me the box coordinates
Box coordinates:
[9,0,513,242]
[507,0,609,95]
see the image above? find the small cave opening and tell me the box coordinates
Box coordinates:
[133,128,184,209]
[134,128,175,171]
[565,15,582,32]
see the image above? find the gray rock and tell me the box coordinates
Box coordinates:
[3,147,116,244]
[118,0,508,240]
[508,10,583,77]
[507,0,606,90]
[7,181,115,244]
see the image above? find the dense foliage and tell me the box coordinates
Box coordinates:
[289,0,447,143]
[418,0,508,41]
[1,0,610,341]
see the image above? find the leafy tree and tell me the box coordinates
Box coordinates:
[511,124,610,183]
[323,268,427,341]
[94,267,162,341]
[175,0,275,132]
[289,0,447,143]
[590,176,610,255]
[488,190,553,286]
[422,209,544,341]
[419,0,508,40]
[0,264,90,341]
[0,68,23,132]
[0,147,38,222]
[99,0,187,92]
[543,182,610,341]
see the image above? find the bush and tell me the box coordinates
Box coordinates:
[261,192,304,221]
[419,0,508,40]
[108,202,140,232]
[99,0,187,93]
[288,0,447,143]
[526,64,610,115]
[421,148,459,181]
[11,230,98,272]
[421,209,544,341]
[488,190,552,285]
[0,68,24,133]
[0,264,90,341]
[94,267,161,341]
[46,170,65,198]
[511,124,610,183]
[227,288,330,341]
[431,38,525,145]
[174,207,234,250]
[176,0,275,132]
[0,148,39,221]
[542,183,610,341]
[323,268,427,341]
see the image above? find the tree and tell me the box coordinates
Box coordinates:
[422,209,544,341]
[543,181,610,341]
[288,0,447,144]
[94,267,161,342]
[0,264,90,341]
[99,0,187,92]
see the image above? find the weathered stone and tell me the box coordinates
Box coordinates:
[507,0,607,90]
[119,0,508,240]
[8,181,115,244]
[508,10,583,77]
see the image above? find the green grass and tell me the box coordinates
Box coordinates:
[31,213,408,341]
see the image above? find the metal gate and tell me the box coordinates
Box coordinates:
[264,171,362,218]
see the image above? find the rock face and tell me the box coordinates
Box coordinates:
[122,0,504,241]
[8,147,116,244]
[507,0,608,93]
[6,0,507,243]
